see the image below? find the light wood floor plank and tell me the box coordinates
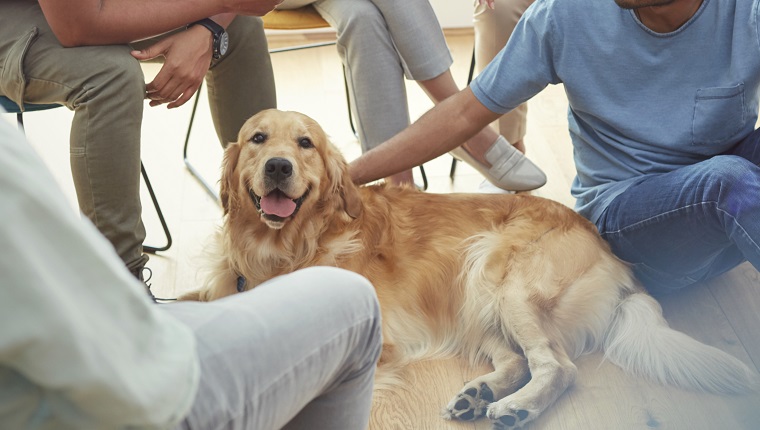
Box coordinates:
[707,263,760,370]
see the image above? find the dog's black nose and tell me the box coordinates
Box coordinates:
[265,157,293,181]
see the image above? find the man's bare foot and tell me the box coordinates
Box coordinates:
[512,139,526,154]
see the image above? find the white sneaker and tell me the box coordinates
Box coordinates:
[450,135,546,192]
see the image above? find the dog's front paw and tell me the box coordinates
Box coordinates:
[443,382,494,421]
[487,401,532,429]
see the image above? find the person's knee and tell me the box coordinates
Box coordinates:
[328,2,387,43]
[297,266,382,353]
[299,267,378,306]
[700,155,757,185]
[699,155,760,212]
[72,48,144,108]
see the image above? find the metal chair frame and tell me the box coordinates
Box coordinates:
[0,98,172,253]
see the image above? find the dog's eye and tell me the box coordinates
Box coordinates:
[299,137,313,149]
[250,133,267,144]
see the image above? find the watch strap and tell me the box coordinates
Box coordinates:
[189,18,224,37]
[189,18,226,59]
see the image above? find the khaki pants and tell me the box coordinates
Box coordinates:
[0,0,276,273]
[474,0,535,145]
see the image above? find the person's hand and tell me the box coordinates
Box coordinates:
[130,26,214,109]
[475,0,495,9]
[220,0,284,16]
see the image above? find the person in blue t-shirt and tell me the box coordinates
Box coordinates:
[348,0,760,294]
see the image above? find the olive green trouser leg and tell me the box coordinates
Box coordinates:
[0,1,276,274]
[0,0,148,273]
[206,16,276,147]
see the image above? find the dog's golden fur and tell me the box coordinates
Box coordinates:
[182,109,757,428]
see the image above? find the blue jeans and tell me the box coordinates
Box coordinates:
[596,128,760,295]
[163,267,383,430]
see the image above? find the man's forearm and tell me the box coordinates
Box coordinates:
[38,0,270,47]
[349,88,500,185]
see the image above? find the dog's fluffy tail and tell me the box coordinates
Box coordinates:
[603,292,759,394]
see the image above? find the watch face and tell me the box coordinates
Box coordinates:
[219,32,229,57]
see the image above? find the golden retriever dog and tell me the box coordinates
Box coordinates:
[182,109,757,428]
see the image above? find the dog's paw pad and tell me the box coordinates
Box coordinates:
[489,407,530,429]
[459,409,476,421]
[444,382,495,421]
[455,398,471,410]
[480,382,494,402]
[444,393,478,421]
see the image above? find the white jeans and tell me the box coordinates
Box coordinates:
[166,267,383,430]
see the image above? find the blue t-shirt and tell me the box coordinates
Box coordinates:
[471,0,760,223]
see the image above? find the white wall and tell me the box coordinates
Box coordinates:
[430,0,474,29]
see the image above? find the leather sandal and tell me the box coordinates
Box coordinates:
[449,135,546,191]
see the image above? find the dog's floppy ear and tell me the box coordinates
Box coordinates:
[220,142,242,215]
[324,141,363,219]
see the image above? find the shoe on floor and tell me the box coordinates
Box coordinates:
[450,135,546,192]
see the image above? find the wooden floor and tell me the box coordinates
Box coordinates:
[8,30,760,430]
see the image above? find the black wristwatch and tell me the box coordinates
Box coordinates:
[189,18,229,60]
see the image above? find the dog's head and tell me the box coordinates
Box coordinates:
[220,109,362,229]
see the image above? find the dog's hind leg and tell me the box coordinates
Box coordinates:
[444,342,529,422]
[486,303,577,429]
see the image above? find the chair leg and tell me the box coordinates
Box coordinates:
[449,157,458,180]
[418,164,428,191]
[467,43,477,85]
[16,112,24,132]
[183,82,221,204]
[141,162,172,253]
[343,65,358,137]
[450,44,477,181]
[269,40,336,54]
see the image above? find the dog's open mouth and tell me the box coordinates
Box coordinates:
[249,188,308,221]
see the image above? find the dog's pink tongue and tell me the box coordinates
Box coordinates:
[261,192,296,217]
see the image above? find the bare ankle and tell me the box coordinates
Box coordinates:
[463,135,526,167]
[513,139,526,154]
[462,129,499,167]
[385,170,414,187]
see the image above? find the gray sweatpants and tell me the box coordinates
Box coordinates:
[280,0,453,152]
[163,267,383,430]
